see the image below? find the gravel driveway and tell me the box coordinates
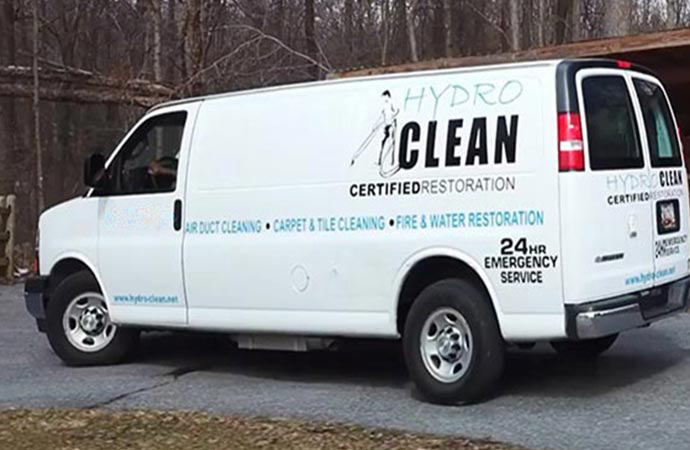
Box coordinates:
[2,283,690,450]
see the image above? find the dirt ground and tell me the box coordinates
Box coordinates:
[0,409,527,450]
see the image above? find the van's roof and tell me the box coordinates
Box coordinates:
[149,59,568,113]
[148,58,655,113]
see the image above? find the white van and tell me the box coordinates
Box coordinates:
[25,59,690,404]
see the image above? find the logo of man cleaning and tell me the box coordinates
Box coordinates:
[350,90,401,178]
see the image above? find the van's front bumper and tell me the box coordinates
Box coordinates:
[566,275,690,340]
[24,276,48,332]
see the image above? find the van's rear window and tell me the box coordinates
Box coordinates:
[633,79,682,168]
[582,76,643,170]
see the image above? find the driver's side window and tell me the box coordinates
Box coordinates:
[102,112,187,195]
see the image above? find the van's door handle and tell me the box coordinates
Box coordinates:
[173,199,182,231]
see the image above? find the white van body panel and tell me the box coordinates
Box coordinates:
[559,68,690,305]
[632,72,690,287]
[559,69,656,303]
[38,198,100,280]
[96,103,201,327]
[182,62,564,339]
[34,59,689,346]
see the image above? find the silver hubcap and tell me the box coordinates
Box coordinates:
[420,307,473,383]
[62,293,116,352]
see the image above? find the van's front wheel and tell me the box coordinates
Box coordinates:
[46,271,139,366]
[403,279,505,404]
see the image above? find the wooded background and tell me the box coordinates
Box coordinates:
[0,0,689,250]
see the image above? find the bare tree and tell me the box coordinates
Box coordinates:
[666,0,684,28]
[344,0,354,59]
[32,0,44,216]
[406,0,419,62]
[380,0,390,65]
[443,0,452,57]
[571,0,582,41]
[554,0,571,44]
[1,0,18,194]
[184,0,204,93]
[165,0,178,83]
[603,0,631,37]
[149,0,162,82]
[509,0,520,51]
[536,0,546,46]
[304,0,317,77]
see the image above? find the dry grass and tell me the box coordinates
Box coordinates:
[0,409,527,450]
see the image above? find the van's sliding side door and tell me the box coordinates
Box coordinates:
[96,104,200,327]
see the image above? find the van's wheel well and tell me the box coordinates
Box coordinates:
[397,257,494,335]
[47,259,97,303]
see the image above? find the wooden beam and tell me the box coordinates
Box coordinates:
[333,27,690,78]
[0,84,167,108]
[0,66,175,107]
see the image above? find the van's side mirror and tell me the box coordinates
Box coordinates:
[84,153,106,188]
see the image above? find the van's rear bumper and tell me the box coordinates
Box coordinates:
[566,275,690,340]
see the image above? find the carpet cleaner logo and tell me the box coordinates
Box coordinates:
[349,83,521,181]
[350,90,401,178]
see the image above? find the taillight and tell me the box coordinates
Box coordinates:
[617,60,632,69]
[558,112,585,172]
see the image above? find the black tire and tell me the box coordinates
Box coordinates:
[46,271,139,366]
[403,279,505,405]
[550,334,618,359]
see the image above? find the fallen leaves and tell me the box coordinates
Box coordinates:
[0,409,528,450]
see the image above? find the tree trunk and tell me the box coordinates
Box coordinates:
[603,0,630,37]
[1,0,18,194]
[166,0,177,83]
[571,0,581,41]
[32,0,44,216]
[536,0,546,46]
[406,0,419,62]
[150,0,162,82]
[380,0,390,65]
[184,0,203,93]
[430,0,445,57]
[273,0,285,41]
[667,0,679,28]
[509,0,520,51]
[521,0,532,49]
[304,0,317,78]
[443,0,452,57]
[554,0,571,44]
[344,0,354,59]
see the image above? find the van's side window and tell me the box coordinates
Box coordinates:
[101,112,187,196]
[633,79,682,167]
[582,76,643,170]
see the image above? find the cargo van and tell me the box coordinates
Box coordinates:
[24,59,690,404]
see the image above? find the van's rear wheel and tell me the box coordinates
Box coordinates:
[46,271,139,366]
[550,334,618,358]
[403,279,504,404]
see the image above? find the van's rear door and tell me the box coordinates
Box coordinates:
[630,74,689,285]
[559,66,656,303]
